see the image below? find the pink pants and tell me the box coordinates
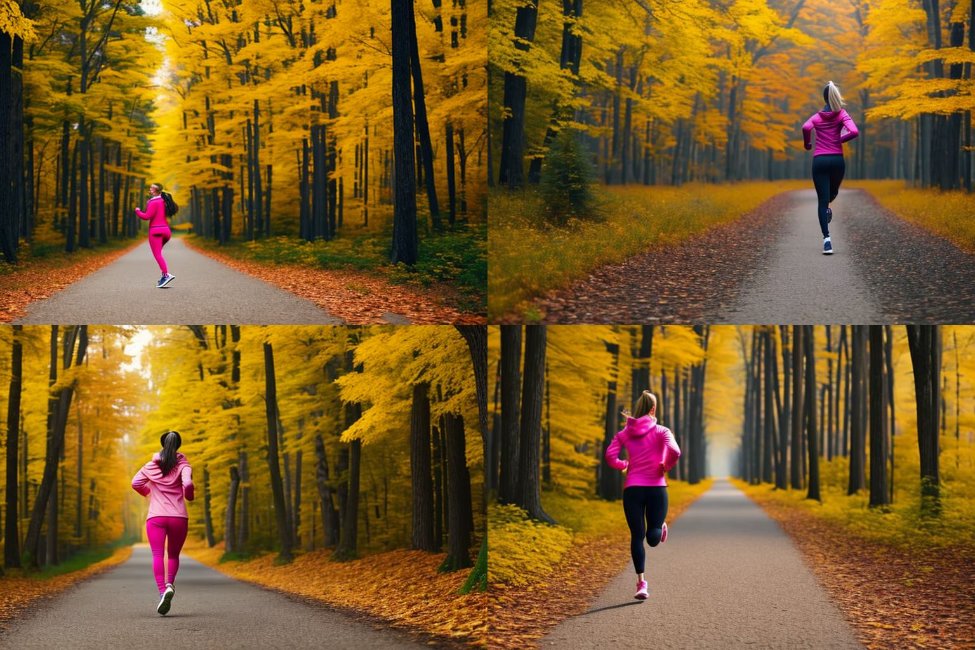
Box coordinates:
[148,226,171,275]
[146,516,188,594]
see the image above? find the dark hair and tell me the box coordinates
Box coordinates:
[157,430,182,476]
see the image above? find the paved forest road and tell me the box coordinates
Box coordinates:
[1,545,422,649]
[535,188,975,323]
[542,480,863,649]
[15,238,343,324]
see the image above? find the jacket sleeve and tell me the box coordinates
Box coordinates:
[802,116,815,149]
[661,428,681,472]
[182,464,195,501]
[136,198,161,221]
[131,467,151,496]
[604,432,628,471]
[839,110,859,143]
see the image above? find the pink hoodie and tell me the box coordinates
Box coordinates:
[131,452,194,519]
[605,415,681,488]
[802,109,859,155]
[135,196,168,228]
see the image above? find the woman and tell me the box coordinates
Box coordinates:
[802,81,859,255]
[131,431,194,616]
[135,183,175,288]
[605,391,681,600]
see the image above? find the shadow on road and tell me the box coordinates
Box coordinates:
[581,601,644,616]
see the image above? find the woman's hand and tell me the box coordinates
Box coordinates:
[804,143,812,151]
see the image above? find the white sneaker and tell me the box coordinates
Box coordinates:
[156,583,175,615]
[823,237,834,255]
[635,579,649,600]
[159,273,176,288]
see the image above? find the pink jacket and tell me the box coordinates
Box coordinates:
[135,196,168,228]
[131,452,194,519]
[802,109,859,155]
[605,415,681,488]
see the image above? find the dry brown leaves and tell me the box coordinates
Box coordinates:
[0,243,140,323]
[184,240,485,325]
[487,495,701,649]
[746,493,975,649]
[187,545,487,648]
[0,547,133,630]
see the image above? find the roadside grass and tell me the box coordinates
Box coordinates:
[848,180,975,254]
[489,181,807,320]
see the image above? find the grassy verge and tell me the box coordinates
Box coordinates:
[848,180,975,254]
[488,480,712,648]
[0,545,133,629]
[489,181,806,319]
[187,224,486,314]
[185,541,486,647]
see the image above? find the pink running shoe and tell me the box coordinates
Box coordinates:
[661,522,669,543]
[634,580,649,600]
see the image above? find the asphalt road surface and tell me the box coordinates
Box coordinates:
[1,545,422,649]
[15,238,343,325]
[542,479,863,649]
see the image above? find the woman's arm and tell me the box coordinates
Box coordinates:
[839,111,859,143]
[131,468,151,496]
[181,464,195,501]
[661,428,681,472]
[802,116,815,150]
[135,198,161,221]
[605,432,628,471]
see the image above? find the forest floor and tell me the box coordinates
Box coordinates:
[0,239,139,322]
[186,542,487,648]
[488,480,711,648]
[187,230,486,324]
[738,480,975,649]
[0,545,132,630]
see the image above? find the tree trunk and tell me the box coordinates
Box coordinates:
[599,341,622,499]
[790,326,804,489]
[391,0,418,264]
[225,466,240,553]
[202,466,216,547]
[849,326,867,494]
[263,342,293,562]
[4,325,22,567]
[868,326,889,507]
[804,326,820,501]
[499,326,521,504]
[498,1,539,188]
[407,0,440,228]
[314,435,339,548]
[441,414,473,571]
[516,326,554,522]
[411,382,436,551]
[905,325,941,515]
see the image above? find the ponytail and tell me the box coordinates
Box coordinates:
[823,81,846,112]
[157,430,182,476]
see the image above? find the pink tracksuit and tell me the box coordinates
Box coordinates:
[135,196,171,275]
[132,452,194,593]
[605,415,681,487]
[802,109,859,155]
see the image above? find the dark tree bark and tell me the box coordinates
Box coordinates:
[516,326,554,522]
[498,1,539,188]
[849,326,867,494]
[499,326,521,504]
[314,435,340,547]
[225,465,240,553]
[391,0,418,264]
[202,466,216,547]
[441,413,473,571]
[790,326,804,489]
[5,325,22,567]
[869,326,889,507]
[411,382,436,551]
[407,0,440,228]
[237,450,250,548]
[335,348,364,560]
[804,327,820,501]
[906,325,942,515]
[263,342,293,562]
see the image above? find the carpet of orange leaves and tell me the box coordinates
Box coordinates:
[488,495,702,649]
[744,492,975,649]
[0,547,133,630]
[0,243,139,323]
[184,239,485,325]
[187,544,487,648]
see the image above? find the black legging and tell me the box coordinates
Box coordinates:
[622,486,668,574]
[812,154,845,237]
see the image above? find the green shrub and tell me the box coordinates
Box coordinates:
[540,130,597,226]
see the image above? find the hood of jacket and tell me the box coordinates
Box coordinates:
[622,414,657,437]
[818,108,844,120]
[141,452,188,485]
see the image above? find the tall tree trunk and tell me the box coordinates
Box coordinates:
[498,1,539,188]
[441,413,473,571]
[849,326,867,494]
[314,435,339,547]
[790,326,804,489]
[516,326,554,522]
[391,0,418,264]
[407,0,440,228]
[4,325,22,567]
[905,325,941,515]
[202,466,216,547]
[499,326,521,504]
[804,327,820,501]
[411,382,436,551]
[263,342,293,562]
[225,466,240,553]
[599,341,622,499]
[868,326,889,507]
